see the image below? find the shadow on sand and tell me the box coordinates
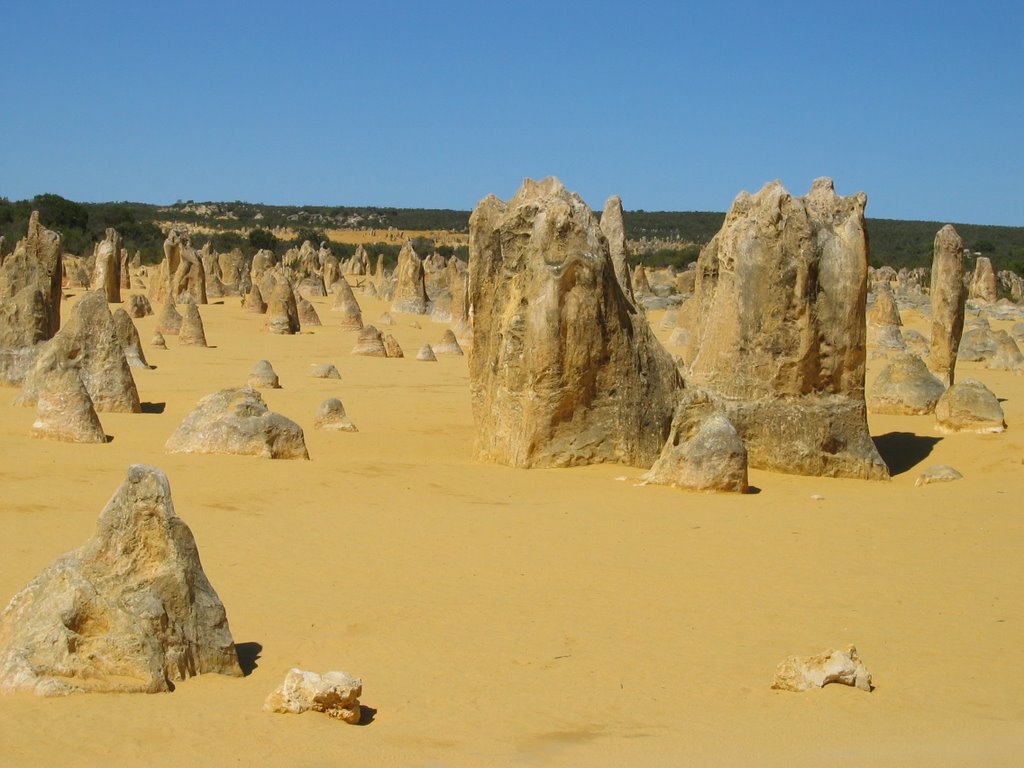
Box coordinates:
[236,642,262,676]
[873,431,942,476]
[141,402,166,414]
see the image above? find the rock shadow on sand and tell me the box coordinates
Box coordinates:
[140,402,166,414]
[872,432,942,475]
[236,641,263,676]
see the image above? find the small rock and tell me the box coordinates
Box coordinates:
[314,398,357,432]
[248,360,281,389]
[311,363,341,379]
[771,645,872,692]
[915,465,964,486]
[416,344,437,362]
[264,668,362,723]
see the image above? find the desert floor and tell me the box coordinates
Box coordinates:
[0,285,1021,767]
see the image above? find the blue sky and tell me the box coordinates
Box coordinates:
[2,1,1021,224]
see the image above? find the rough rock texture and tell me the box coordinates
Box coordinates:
[151,226,207,306]
[165,387,309,459]
[434,329,464,356]
[600,195,635,302]
[313,398,357,432]
[151,331,167,350]
[297,298,321,328]
[126,294,153,319]
[178,302,208,347]
[447,258,471,332]
[383,334,404,358]
[376,311,394,327]
[631,263,652,298]
[0,211,63,385]
[957,327,997,362]
[915,465,964,486]
[391,240,429,315]
[331,278,364,329]
[685,179,889,480]
[416,344,437,361]
[310,363,341,379]
[265,281,300,335]
[263,668,362,723]
[89,228,122,303]
[156,301,183,335]
[867,353,945,415]
[771,646,872,692]
[112,308,152,369]
[0,465,242,695]
[247,360,281,389]
[29,360,107,444]
[17,291,141,413]
[643,392,748,492]
[245,284,267,314]
[351,325,387,357]
[469,177,681,468]
[986,330,1024,371]
[969,256,998,302]
[935,379,1006,433]
[867,285,905,349]
[929,225,966,386]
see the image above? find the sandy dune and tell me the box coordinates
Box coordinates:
[0,287,1021,767]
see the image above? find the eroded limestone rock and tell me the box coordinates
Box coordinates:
[600,195,634,302]
[771,645,872,692]
[867,353,945,415]
[970,256,998,302]
[178,302,208,347]
[390,240,429,314]
[929,225,966,386]
[313,398,357,432]
[112,308,152,369]
[935,379,1006,433]
[416,344,437,361]
[311,363,341,379]
[126,294,153,319]
[247,360,280,389]
[915,465,964,486]
[0,465,242,695]
[351,325,387,357]
[29,359,107,444]
[383,334,404,358]
[263,668,361,723]
[434,329,463,356]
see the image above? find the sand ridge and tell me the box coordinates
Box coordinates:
[0,288,1021,766]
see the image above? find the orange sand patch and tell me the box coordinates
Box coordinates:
[0,289,1021,766]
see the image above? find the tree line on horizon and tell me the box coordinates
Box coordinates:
[1,194,1022,275]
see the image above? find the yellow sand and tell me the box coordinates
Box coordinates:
[0,289,1021,767]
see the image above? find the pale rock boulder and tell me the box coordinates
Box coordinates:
[469,177,681,468]
[156,301,183,335]
[313,398,358,432]
[929,225,966,386]
[29,359,107,444]
[434,329,464,356]
[686,179,888,480]
[247,360,281,388]
[867,353,945,415]
[166,387,309,459]
[310,363,341,379]
[969,256,998,302]
[935,379,1006,433]
[390,240,430,315]
[643,392,748,493]
[264,668,362,723]
[89,228,121,303]
[151,331,167,350]
[0,465,242,695]
[957,327,997,362]
[297,298,322,327]
[17,291,141,413]
[383,334,404,358]
[416,344,437,361]
[771,646,872,692]
[112,308,152,369]
[126,293,153,318]
[351,325,387,357]
[985,330,1024,371]
[178,302,208,347]
[265,281,300,335]
[600,195,634,302]
[902,329,930,357]
[915,464,964,486]
[331,279,364,329]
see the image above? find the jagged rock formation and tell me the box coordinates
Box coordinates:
[247,360,281,388]
[390,240,429,314]
[264,669,362,723]
[89,228,122,303]
[685,179,888,480]
[178,302,208,347]
[245,284,267,314]
[0,465,242,695]
[310,363,341,379]
[265,281,300,334]
[313,398,357,432]
[383,334,403,358]
[969,256,998,302]
[416,344,437,361]
[29,361,107,444]
[929,225,966,386]
[297,298,321,327]
[771,646,872,692]
[150,226,207,305]
[0,211,63,385]
[643,392,748,492]
[469,177,681,468]
[156,301,183,335]
[112,308,152,369]
[631,263,652,298]
[17,291,140,413]
[126,294,153,318]
[166,387,309,459]
[867,353,945,415]
[351,325,387,357]
[600,195,635,302]
[935,379,1006,433]
[330,278,363,330]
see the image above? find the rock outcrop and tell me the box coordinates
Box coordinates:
[600,195,634,302]
[969,256,998,302]
[468,177,681,468]
[0,465,242,695]
[245,284,267,314]
[915,464,964,486]
[433,329,463,356]
[383,334,403,358]
[771,646,872,692]
[165,387,309,459]
[17,291,141,413]
[685,179,888,480]
[178,302,208,347]
[310,363,341,379]
[331,279,363,329]
[112,308,152,369]
[297,298,321,327]
[29,360,107,444]
[867,353,945,415]
[390,240,429,314]
[986,330,1024,371]
[264,669,362,723]
[313,398,357,431]
[351,325,387,357]
[929,225,966,386]
[265,281,300,335]
[126,294,153,319]
[416,344,437,361]
[247,360,281,388]
[867,285,904,349]
[155,301,183,335]
[89,228,122,303]
[934,379,1006,433]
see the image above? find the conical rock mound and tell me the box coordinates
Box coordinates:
[29,357,107,444]
[178,302,208,347]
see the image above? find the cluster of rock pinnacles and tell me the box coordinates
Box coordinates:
[2,174,1019,706]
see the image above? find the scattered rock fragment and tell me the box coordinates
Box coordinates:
[151,331,167,349]
[247,360,281,388]
[416,344,437,361]
[311,363,341,379]
[771,645,872,692]
[383,334,404,358]
[915,465,964,486]
[264,668,362,723]
[314,398,358,432]
[434,329,463,356]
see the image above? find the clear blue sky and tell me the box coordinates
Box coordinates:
[2,1,1021,225]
